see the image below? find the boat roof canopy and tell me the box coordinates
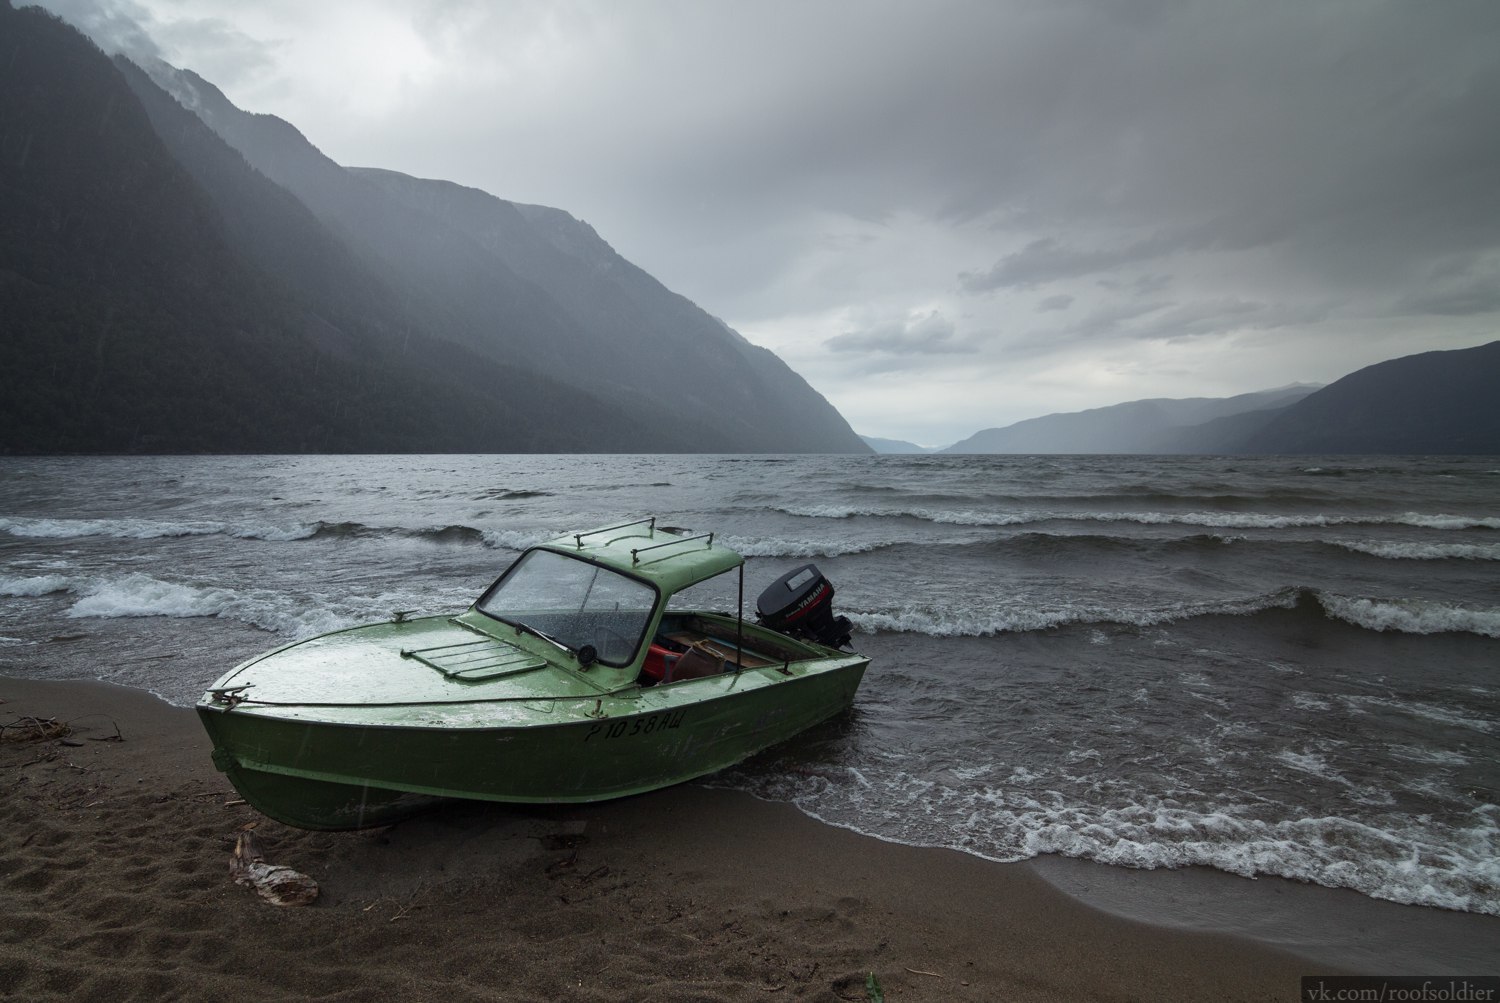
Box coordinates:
[536,518,744,595]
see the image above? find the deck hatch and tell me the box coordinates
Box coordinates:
[400,638,548,682]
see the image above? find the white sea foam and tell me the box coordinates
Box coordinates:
[850,606,1074,636]
[63,572,330,635]
[848,589,1303,637]
[770,505,1500,532]
[0,515,328,543]
[717,534,892,559]
[1336,540,1500,561]
[0,516,225,539]
[0,574,72,597]
[1388,744,1469,767]
[1290,692,1332,712]
[1399,513,1500,530]
[230,523,320,542]
[847,587,1500,640]
[57,571,477,639]
[1321,595,1500,638]
[1346,695,1498,737]
[479,528,552,551]
[1272,749,1365,795]
[771,503,1031,527]
[722,771,1500,916]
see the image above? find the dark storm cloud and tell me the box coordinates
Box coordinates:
[1009,294,1327,360]
[992,2,1500,295]
[523,0,1500,340]
[1394,252,1500,317]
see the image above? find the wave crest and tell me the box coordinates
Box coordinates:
[52,572,474,638]
[0,516,226,540]
[771,504,1500,532]
[850,588,1500,639]
[0,574,72,597]
[1321,595,1500,638]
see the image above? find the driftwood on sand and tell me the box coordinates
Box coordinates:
[229,829,319,907]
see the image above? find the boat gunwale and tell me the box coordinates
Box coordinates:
[200,648,869,714]
[198,655,867,735]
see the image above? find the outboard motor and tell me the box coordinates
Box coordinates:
[756,564,853,650]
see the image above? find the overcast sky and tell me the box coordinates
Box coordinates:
[39,0,1500,445]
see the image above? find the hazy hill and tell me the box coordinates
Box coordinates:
[944,341,1500,456]
[945,386,1319,454]
[1240,341,1500,454]
[138,63,866,454]
[352,168,865,452]
[861,436,939,454]
[110,57,415,347]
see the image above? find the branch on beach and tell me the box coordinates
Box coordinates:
[229,829,319,907]
[0,715,71,744]
[0,711,123,747]
[69,713,125,742]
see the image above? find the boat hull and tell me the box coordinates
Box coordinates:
[199,660,866,830]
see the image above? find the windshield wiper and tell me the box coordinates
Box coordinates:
[496,616,573,655]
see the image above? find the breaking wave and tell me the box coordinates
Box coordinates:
[0,515,543,549]
[717,534,898,559]
[0,574,72,597]
[1333,540,1500,561]
[971,532,1500,564]
[1320,595,1500,638]
[0,516,229,540]
[8,571,474,639]
[771,504,1500,532]
[849,587,1500,639]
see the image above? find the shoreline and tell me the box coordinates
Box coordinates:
[4,676,1493,1000]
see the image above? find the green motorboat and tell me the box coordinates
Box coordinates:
[197,518,869,830]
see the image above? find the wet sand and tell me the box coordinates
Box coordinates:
[2,675,1482,1001]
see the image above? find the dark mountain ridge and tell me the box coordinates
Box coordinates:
[945,385,1320,454]
[351,167,860,451]
[1,4,677,453]
[944,342,1499,455]
[1241,341,1500,454]
[1,3,866,454]
[138,61,865,454]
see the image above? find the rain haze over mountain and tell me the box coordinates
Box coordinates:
[35,0,1500,446]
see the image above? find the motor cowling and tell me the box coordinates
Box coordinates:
[755,563,853,650]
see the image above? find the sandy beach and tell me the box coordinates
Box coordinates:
[2,675,1489,1002]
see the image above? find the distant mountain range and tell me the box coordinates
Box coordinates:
[0,3,868,454]
[924,341,1500,455]
[858,436,938,454]
[942,384,1321,454]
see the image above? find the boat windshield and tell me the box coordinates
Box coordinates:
[474,549,657,667]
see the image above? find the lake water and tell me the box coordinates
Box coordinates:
[2,453,1497,918]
